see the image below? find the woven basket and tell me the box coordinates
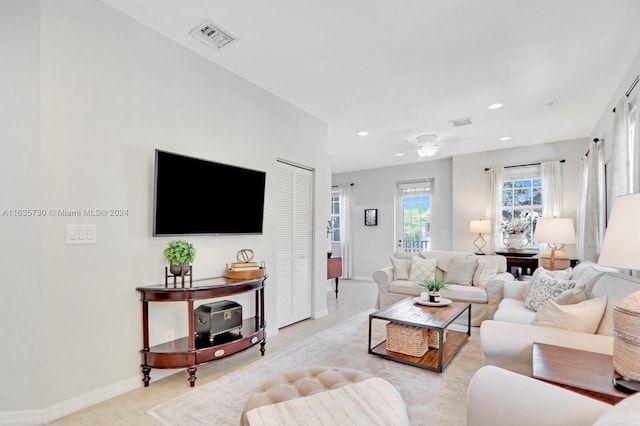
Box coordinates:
[385,323,429,357]
[613,291,640,380]
[427,328,448,349]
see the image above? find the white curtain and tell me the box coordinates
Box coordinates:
[610,98,631,203]
[488,168,504,252]
[541,160,562,217]
[338,184,353,279]
[631,94,640,193]
[576,140,602,262]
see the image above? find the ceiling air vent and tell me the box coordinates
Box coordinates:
[189,19,235,49]
[448,117,472,127]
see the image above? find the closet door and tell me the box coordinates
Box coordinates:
[275,161,313,328]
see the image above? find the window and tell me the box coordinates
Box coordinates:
[330,190,340,242]
[397,180,432,253]
[501,176,541,243]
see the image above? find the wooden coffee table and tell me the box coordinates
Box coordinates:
[532,342,628,405]
[368,297,471,372]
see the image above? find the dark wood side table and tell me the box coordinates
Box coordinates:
[495,251,579,277]
[532,342,628,405]
[327,256,342,298]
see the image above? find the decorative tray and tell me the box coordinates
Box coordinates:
[412,297,452,307]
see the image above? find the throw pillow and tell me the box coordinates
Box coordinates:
[554,285,589,305]
[524,266,573,300]
[532,296,608,334]
[472,259,499,287]
[524,275,577,312]
[444,258,478,286]
[390,257,411,280]
[409,256,437,283]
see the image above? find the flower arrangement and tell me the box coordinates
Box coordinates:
[499,210,539,235]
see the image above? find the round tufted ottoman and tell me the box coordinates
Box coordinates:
[241,365,373,425]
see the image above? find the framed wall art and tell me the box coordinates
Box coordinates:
[364,209,377,226]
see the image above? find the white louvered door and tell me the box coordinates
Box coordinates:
[276,161,313,328]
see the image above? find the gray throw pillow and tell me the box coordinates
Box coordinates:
[444,258,478,286]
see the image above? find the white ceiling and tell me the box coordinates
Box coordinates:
[101,0,640,173]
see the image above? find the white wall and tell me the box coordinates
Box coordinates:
[1,0,330,420]
[332,159,453,280]
[452,138,588,257]
[0,0,43,413]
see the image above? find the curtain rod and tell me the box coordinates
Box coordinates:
[484,159,565,172]
[331,183,354,188]
[612,75,639,113]
[585,138,602,157]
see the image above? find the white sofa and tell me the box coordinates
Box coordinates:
[372,250,514,326]
[480,261,640,376]
[467,365,640,426]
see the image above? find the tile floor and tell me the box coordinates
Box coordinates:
[48,278,378,425]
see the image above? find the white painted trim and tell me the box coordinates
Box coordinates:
[0,409,42,426]
[313,309,329,319]
[350,275,374,281]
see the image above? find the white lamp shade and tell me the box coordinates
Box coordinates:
[533,217,576,244]
[469,219,491,234]
[598,193,640,270]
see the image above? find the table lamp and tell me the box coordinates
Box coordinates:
[469,219,491,255]
[533,217,576,270]
[598,193,640,394]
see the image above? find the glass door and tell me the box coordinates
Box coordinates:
[396,180,432,253]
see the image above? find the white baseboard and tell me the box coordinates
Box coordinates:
[350,275,374,281]
[0,409,42,426]
[0,369,181,425]
[313,309,329,319]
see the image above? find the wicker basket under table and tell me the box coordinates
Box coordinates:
[385,322,449,356]
[385,322,429,356]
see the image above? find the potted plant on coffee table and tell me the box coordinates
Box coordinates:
[417,277,449,303]
[163,239,196,276]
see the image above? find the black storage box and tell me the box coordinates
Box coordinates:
[194,300,242,341]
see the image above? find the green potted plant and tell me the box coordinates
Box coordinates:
[417,277,449,303]
[163,239,196,275]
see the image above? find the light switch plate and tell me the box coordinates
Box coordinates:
[66,225,96,244]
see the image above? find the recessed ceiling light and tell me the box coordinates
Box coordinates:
[395,153,404,157]
[500,136,511,141]
[488,103,503,110]
[357,131,368,136]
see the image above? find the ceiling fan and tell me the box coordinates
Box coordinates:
[416,134,460,158]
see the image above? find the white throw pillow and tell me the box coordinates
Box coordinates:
[444,258,478,286]
[390,257,411,280]
[524,275,577,312]
[524,266,574,300]
[409,256,437,283]
[473,259,499,287]
[532,296,607,334]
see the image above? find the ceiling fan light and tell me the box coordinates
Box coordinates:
[417,145,438,157]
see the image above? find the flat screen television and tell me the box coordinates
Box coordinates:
[153,149,266,236]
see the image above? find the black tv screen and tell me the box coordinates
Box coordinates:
[153,149,266,236]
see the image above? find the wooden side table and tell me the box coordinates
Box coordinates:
[532,342,628,405]
[327,256,342,298]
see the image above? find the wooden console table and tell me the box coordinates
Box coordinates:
[532,342,628,404]
[495,251,579,277]
[136,276,266,387]
[327,256,343,298]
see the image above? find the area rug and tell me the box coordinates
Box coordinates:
[147,309,482,426]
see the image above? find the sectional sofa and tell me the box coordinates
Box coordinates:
[480,261,640,376]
